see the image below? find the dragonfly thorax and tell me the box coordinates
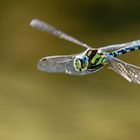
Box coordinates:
[73,55,89,71]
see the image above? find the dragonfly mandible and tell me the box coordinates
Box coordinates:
[30,19,140,84]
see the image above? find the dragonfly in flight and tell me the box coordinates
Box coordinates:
[30,19,140,84]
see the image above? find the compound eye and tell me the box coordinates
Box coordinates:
[74,59,82,71]
[74,55,89,72]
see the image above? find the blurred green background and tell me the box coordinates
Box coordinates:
[0,0,140,140]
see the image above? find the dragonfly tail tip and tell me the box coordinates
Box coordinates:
[30,19,39,27]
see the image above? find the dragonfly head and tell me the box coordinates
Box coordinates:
[74,55,89,71]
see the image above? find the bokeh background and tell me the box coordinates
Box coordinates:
[0,0,140,140]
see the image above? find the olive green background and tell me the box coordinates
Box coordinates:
[0,0,140,140]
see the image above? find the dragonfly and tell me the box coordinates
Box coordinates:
[30,19,140,84]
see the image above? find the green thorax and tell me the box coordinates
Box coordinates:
[86,49,105,66]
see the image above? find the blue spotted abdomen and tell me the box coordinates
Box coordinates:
[108,44,140,58]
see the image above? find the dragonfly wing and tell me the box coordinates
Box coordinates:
[37,54,103,75]
[30,19,91,49]
[99,40,140,51]
[108,58,140,84]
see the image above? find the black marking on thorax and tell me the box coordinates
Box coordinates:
[86,49,97,59]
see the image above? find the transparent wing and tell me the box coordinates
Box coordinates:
[37,54,103,75]
[108,58,140,84]
[30,19,91,49]
[99,40,140,51]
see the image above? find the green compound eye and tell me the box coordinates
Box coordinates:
[74,59,82,71]
[74,56,89,71]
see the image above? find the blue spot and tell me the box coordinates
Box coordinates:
[81,57,87,64]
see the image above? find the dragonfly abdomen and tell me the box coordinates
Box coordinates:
[108,45,140,58]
